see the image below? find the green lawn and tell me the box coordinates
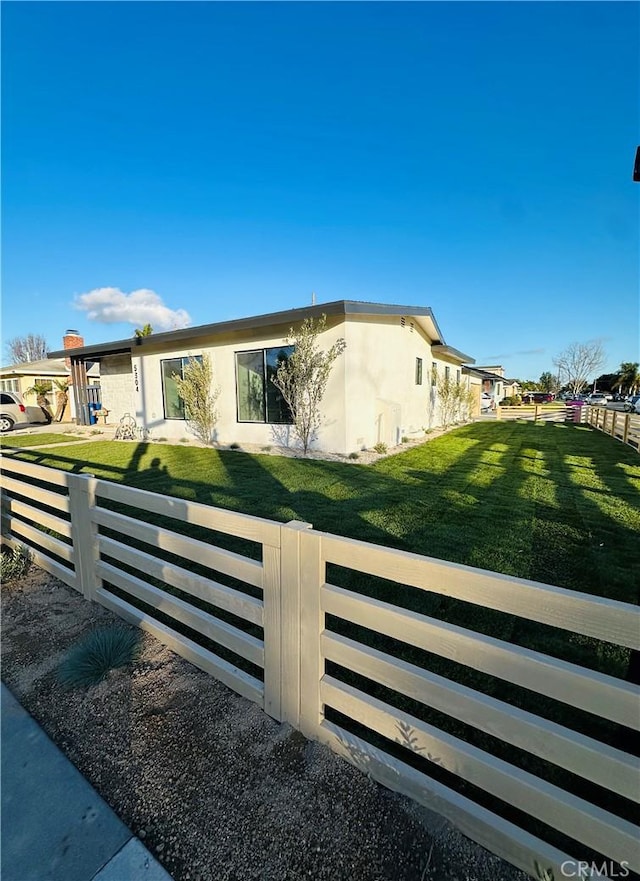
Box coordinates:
[0,432,79,448]
[10,420,639,604]
[6,420,639,845]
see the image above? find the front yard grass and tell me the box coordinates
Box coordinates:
[0,432,78,448]
[10,420,638,604]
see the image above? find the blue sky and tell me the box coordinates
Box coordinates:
[2,1,638,381]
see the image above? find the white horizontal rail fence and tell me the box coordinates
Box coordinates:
[1,455,639,881]
[585,406,640,451]
[299,529,640,881]
[0,456,78,591]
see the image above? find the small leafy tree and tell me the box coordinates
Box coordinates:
[538,371,557,393]
[272,314,346,454]
[173,354,220,445]
[134,323,153,338]
[436,376,474,427]
[553,340,605,396]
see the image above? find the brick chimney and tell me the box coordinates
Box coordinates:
[63,329,84,369]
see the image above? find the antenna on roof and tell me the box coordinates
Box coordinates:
[311,291,316,306]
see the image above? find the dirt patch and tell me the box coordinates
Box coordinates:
[2,568,525,881]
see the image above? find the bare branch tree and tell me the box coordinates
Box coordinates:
[5,334,48,364]
[272,314,346,454]
[552,340,606,396]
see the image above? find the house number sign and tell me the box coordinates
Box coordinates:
[134,365,139,392]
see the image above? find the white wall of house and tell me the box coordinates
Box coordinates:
[100,355,136,425]
[98,314,472,453]
[129,318,348,451]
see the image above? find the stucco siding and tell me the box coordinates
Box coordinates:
[129,317,348,451]
[100,355,135,425]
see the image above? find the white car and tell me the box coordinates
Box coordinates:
[586,393,608,406]
[0,391,51,432]
[481,392,494,412]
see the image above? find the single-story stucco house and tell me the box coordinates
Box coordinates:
[48,301,476,454]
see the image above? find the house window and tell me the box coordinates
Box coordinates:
[161,356,203,419]
[236,346,294,423]
[445,366,450,382]
[456,369,461,384]
[431,362,437,386]
[415,358,423,385]
[0,379,19,393]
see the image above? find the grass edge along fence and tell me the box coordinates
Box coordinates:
[1,454,639,881]
[584,406,640,452]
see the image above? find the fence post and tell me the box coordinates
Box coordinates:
[623,414,630,445]
[611,411,617,438]
[262,537,283,721]
[298,528,325,740]
[278,520,313,727]
[496,406,502,420]
[67,473,101,602]
[534,405,539,422]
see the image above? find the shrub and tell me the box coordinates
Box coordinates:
[173,354,220,445]
[179,438,190,443]
[373,442,388,454]
[348,451,359,459]
[261,445,272,452]
[402,436,410,444]
[0,545,32,582]
[229,442,241,450]
[57,626,141,689]
[156,437,167,442]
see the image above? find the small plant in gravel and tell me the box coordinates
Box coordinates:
[229,442,241,450]
[90,429,104,435]
[156,437,167,442]
[373,442,388,454]
[179,437,190,443]
[348,451,359,459]
[261,445,272,452]
[0,545,32,581]
[57,626,141,688]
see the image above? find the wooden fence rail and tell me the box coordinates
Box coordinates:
[1,454,638,881]
[585,405,640,451]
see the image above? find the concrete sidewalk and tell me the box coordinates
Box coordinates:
[1,684,174,881]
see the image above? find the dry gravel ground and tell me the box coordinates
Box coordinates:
[2,567,526,881]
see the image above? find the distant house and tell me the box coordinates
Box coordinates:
[48,301,475,454]
[470,365,520,404]
[0,331,100,422]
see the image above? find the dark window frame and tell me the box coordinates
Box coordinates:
[235,345,294,425]
[161,355,203,420]
[415,357,423,386]
[431,362,438,387]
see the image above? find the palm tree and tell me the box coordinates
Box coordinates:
[613,362,640,396]
[26,381,53,423]
[134,323,153,338]
[52,378,71,422]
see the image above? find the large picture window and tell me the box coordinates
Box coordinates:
[236,346,294,423]
[161,356,202,419]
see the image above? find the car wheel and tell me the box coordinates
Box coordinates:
[0,415,15,432]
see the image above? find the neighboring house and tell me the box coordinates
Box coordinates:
[469,365,520,405]
[48,301,475,454]
[0,331,100,422]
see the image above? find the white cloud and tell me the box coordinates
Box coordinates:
[74,287,191,331]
